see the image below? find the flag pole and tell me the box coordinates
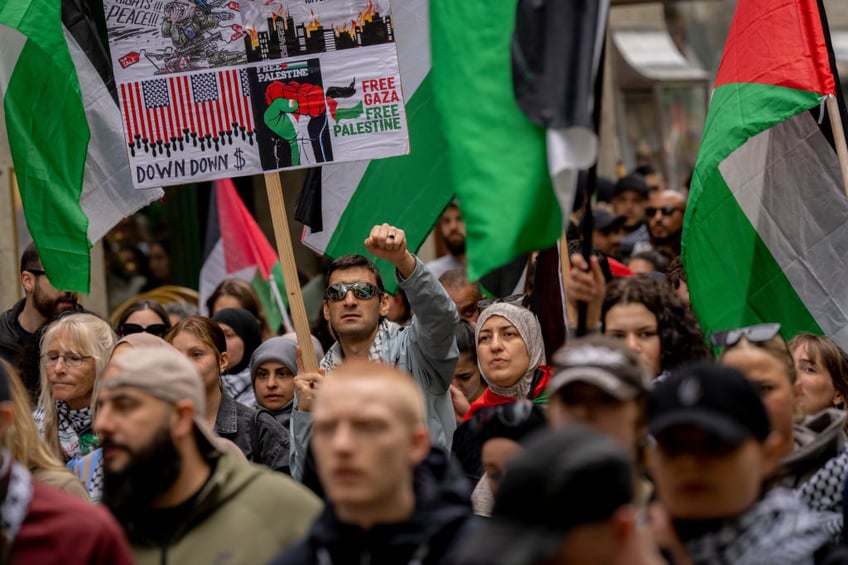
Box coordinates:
[826,96,848,201]
[576,34,607,337]
[264,172,319,372]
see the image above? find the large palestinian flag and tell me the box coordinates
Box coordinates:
[683,0,848,346]
[0,0,162,293]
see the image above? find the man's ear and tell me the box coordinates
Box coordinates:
[610,505,637,546]
[20,271,35,295]
[171,399,196,440]
[322,300,330,322]
[408,424,430,467]
[379,293,390,318]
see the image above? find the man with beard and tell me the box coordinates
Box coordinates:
[0,361,134,564]
[427,202,467,279]
[291,223,459,481]
[94,346,322,565]
[0,243,82,364]
[646,190,687,259]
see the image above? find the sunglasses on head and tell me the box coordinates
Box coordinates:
[478,293,527,311]
[324,281,382,302]
[121,323,169,338]
[645,206,682,218]
[709,323,782,348]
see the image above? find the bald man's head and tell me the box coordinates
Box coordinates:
[311,360,431,524]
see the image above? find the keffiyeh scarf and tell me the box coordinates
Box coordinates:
[685,488,836,564]
[320,319,390,371]
[50,402,97,460]
[222,368,257,407]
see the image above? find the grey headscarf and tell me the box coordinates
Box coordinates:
[475,303,546,399]
[249,337,299,382]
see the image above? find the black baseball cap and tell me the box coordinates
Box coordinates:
[455,427,633,565]
[612,174,649,198]
[648,362,771,445]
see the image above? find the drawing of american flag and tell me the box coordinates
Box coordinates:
[120,69,255,155]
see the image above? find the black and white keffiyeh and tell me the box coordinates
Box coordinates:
[321,319,390,371]
[795,446,848,539]
[685,488,837,565]
[33,402,98,460]
[221,368,257,407]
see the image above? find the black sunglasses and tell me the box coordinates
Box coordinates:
[709,323,782,348]
[324,281,382,302]
[478,293,527,311]
[121,323,169,338]
[645,206,682,218]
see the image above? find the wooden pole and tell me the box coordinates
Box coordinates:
[826,96,848,202]
[264,172,319,372]
[0,168,22,307]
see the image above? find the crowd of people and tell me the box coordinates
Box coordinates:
[1,170,848,564]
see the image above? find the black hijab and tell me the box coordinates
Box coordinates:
[211,308,262,375]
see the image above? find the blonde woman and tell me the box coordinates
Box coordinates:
[1,361,88,500]
[33,313,116,462]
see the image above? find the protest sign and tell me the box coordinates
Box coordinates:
[103,0,409,188]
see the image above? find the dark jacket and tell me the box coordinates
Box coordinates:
[214,393,290,474]
[271,449,475,565]
[0,299,28,365]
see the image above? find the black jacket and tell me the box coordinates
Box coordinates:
[271,449,475,565]
[0,299,28,365]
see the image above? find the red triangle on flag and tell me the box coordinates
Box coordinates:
[715,0,836,96]
[215,179,279,279]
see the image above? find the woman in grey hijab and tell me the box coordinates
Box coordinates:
[464,302,550,420]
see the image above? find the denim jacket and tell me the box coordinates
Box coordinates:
[215,393,290,474]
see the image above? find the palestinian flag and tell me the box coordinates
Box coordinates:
[199,179,291,333]
[429,0,566,281]
[300,0,455,290]
[683,0,848,345]
[0,0,162,293]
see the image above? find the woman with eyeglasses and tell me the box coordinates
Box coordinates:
[114,299,171,338]
[33,313,116,463]
[717,323,848,530]
[166,317,291,474]
[211,308,263,407]
[2,360,89,500]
